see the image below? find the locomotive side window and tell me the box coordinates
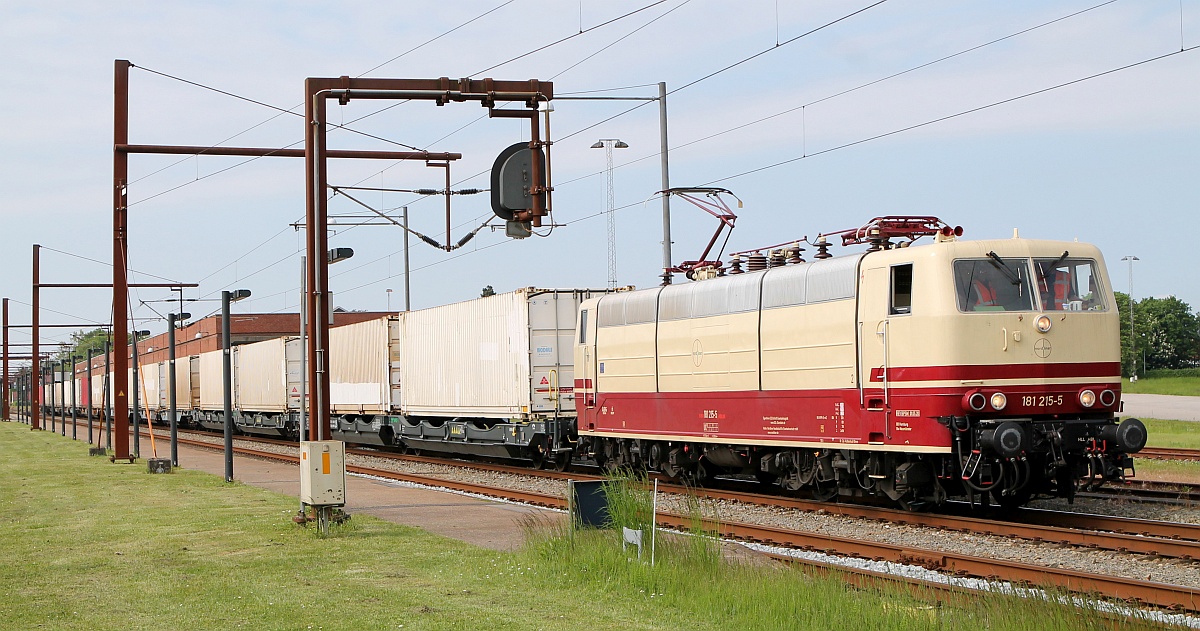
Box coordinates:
[1034,257,1106,311]
[579,310,589,343]
[890,264,913,315]
[954,258,1035,312]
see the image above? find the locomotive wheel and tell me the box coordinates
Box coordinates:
[991,487,1033,512]
[809,478,839,502]
[754,470,778,485]
[552,454,571,472]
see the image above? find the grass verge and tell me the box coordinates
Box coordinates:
[1123,376,1200,397]
[0,423,1170,630]
[1142,417,1200,449]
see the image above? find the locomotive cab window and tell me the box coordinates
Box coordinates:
[890,264,913,315]
[1034,256,1106,311]
[954,257,1035,312]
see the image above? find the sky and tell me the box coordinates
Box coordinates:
[1,0,1197,358]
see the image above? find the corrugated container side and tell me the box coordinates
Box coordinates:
[156,362,168,409]
[400,289,530,418]
[285,338,303,410]
[389,319,403,409]
[174,357,192,410]
[87,366,104,408]
[136,362,160,412]
[52,373,64,407]
[197,350,224,409]
[329,317,389,414]
[527,291,590,414]
[235,337,290,412]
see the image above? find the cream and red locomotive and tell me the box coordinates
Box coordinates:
[574,217,1146,508]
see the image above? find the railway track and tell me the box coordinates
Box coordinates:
[1139,446,1200,462]
[24,413,1200,615]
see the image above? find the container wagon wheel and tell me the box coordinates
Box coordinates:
[529,439,547,469]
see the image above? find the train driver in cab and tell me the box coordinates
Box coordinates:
[956,258,1034,312]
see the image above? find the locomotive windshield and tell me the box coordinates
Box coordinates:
[1034,256,1106,311]
[954,257,1035,311]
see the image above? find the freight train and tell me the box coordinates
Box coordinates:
[44,216,1146,509]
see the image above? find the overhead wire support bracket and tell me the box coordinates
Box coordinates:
[303,75,553,443]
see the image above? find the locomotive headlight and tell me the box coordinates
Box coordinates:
[1079,389,1096,408]
[1035,315,1052,333]
[990,392,1007,410]
[1099,389,1117,407]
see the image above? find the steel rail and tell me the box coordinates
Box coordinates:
[652,513,1200,613]
[1139,447,1200,463]
[684,487,1200,560]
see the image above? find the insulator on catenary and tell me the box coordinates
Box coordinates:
[419,234,442,248]
[414,188,441,195]
[455,232,477,248]
[452,188,483,195]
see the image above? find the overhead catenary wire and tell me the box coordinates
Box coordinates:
[38,245,186,284]
[549,0,1132,189]
[558,0,891,142]
[703,43,1200,186]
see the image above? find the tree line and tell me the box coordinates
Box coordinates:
[1116,292,1200,377]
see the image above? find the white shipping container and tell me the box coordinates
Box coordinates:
[234,337,300,413]
[197,350,225,409]
[174,357,192,410]
[398,288,604,419]
[134,361,159,413]
[329,317,391,414]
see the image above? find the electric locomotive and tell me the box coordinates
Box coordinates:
[574,217,1145,509]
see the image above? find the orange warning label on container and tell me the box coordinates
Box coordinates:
[322,452,330,475]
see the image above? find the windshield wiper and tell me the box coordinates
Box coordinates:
[987,251,1022,285]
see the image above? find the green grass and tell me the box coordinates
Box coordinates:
[1134,458,1200,483]
[1142,417,1200,449]
[0,423,1169,630]
[1122,376,1200,396]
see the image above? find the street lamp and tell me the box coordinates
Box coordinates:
[167,311,191,467]
[222,289,252,482]
[591,139,629,289]
[1121,256,1140,381]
